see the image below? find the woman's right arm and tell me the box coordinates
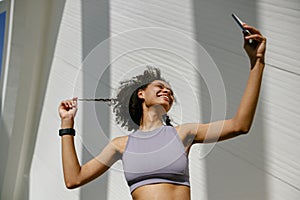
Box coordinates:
[59,98,121,189]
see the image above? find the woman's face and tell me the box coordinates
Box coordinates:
[138,80,174,112]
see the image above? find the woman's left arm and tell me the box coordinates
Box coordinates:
[184,24,266,143]
[231,24,266,133]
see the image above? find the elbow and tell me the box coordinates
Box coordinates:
[238,127,250,135]
[65,179,81,189]
[235,125,250,135]
[232,120,251,135]
[66,183,77,190]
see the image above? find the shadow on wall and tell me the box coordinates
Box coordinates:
[80,0,110,199]
[193,0,268,200]
[1,0,67,199]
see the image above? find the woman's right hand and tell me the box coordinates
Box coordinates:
[58,97,78,121]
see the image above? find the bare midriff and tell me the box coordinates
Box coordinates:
[131,183,190,200]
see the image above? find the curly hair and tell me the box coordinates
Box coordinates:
[113,67,173,131]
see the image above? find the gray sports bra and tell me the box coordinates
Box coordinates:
[122,125,190,193]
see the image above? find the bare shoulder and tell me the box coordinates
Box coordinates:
[111,135,128,154]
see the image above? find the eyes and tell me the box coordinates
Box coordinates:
[155,84,174,96]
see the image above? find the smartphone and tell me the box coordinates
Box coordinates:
[231,13,258,46]
[231,13,251,36]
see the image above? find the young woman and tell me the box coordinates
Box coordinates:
[58,24,266,200]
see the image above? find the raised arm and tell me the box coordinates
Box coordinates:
[59,98,121,189]
[184,24,266,143]
[232,24,266,133]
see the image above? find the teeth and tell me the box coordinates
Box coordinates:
[157,94,169,100]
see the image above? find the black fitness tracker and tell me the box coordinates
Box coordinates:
[59,128,75,136]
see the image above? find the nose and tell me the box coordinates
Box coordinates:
[162,87,171,94]
[161,88,173,101]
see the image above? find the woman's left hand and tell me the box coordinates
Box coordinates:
[243,24,267,68]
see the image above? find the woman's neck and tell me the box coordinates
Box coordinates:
[139,105,166,131]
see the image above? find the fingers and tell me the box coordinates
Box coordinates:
[60,97,78,110]
[243,24,261,35]
[245,34,266,43]
[72,97,78,108]
[242,24,266,44]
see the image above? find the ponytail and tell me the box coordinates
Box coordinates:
[79,99,174,127]
[78,98,117,105]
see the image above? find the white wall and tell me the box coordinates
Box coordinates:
[1,0,66,199]
[1,0,299,199]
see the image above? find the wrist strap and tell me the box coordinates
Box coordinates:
[59,128,75,136]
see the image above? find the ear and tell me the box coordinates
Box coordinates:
[137,89,145,100]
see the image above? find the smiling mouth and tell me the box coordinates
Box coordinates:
[157,94,170,102]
